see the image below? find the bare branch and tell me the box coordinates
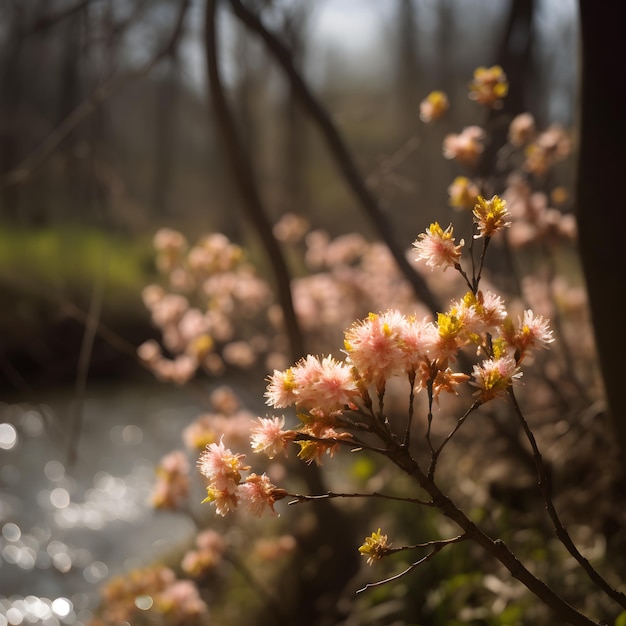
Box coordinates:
[28,0,90,33]
[508,387,626,610]
[66,252,108,469]
[288,491,433,507]
[227,0,442,316]
[358,537,461,593]
[384,533,467,555]
[377,430,601,625]
[428,399,481,479]
[204,0,304,362]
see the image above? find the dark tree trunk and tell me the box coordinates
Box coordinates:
[152,60,181,217]
[478,0,535,182]
[577,1,626,473]
[0,4,25,222]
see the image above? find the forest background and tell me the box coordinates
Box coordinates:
[1,1,626,625]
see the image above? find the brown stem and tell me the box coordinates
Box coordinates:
[386,442,600,626]
[508,388,626,610]
[28,0,90,34]
[287,491,432,507]
[428,400,480,479]
[227,0,442,317]
[66,251,108,469]
[204,0,304,362]
[358,539,460,593]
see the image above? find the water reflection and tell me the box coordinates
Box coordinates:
[0,386,205,625]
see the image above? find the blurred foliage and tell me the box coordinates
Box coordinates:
[0,227,155,302]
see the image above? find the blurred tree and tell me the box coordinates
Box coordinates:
[0,2,25,222]
[394,0,421,134]
[152,53,182,217]
[577,0,626,475]
[277,1,311,217]
[478,0,535,182]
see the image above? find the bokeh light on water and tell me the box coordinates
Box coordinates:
[0,389,204,625]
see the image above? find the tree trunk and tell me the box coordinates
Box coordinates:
[576,1,626,474]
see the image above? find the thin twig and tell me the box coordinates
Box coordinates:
[358,536,466,593]
[287,491,432,507]
[425,380,435,455]
[227,0,442,317]
[366,134,422,188]
[453,261,475,293]
[384,533,467,555]
[428,399,481,480]
[292,432,388,456]
[473,235,491,291]
[402,371,416,447]
[508,387,626,610]
[66,250,108,468]
[28,0,90,34]
[379,433,600,625]
[205,0,304,362]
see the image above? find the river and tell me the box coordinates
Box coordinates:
[0,379,263,626]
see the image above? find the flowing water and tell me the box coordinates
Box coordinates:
[0,381,237,626]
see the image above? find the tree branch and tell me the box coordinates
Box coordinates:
[227,0,442,316]
[386,438,601,625]
[288,490,433,507]
[204,0,304,362]
[508,388,626,610]
[28,0,90,34]
[358,535,466,593]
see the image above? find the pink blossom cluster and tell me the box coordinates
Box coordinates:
[250,289,553,473]
[150,385,257,513]
[443,126,486,167]
[140,224,430,385]
[440,111,574,249]
[139,229,278,383]
[292,231,426,346]
[183,386,256,452]
[503,175,577,248]
[197,439,287,516]
[181,529,226,577]
[91,565,208,625]
[151,450,190,510]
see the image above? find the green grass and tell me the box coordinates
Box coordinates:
[0,226,157,312]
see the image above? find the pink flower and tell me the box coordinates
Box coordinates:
[344,311,408,387]
[296,426,353,465]
[443,126,485,167]
[265,368,298,408]
[413,223,464,271]
[152,450,190,510]
[508,113,536,147]
[251,415,294,458]
[419,90,449,123]
[197,439,249,492]
[237,473,285,517]
[471,355,522,402]
[292,355,359,412]
[155,580,208,618]
[504,310,554,360]
[475,290,507,330]
[473,195,511,239]
[468,65,508,108]
[448,176,480,210]
[399,316,437,374]
[203,486,239,517]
